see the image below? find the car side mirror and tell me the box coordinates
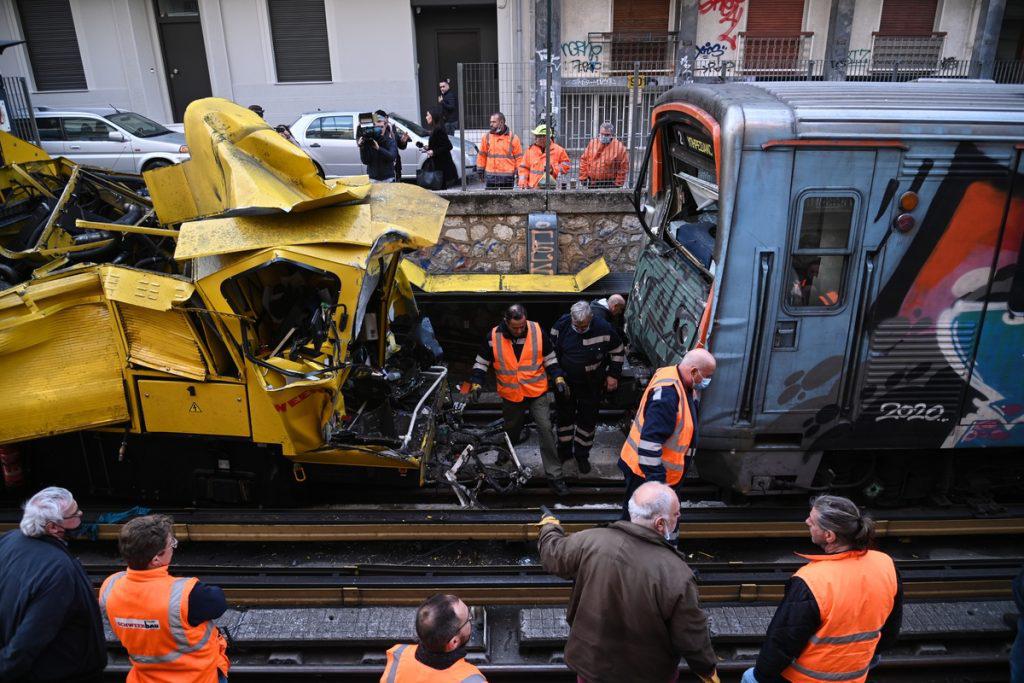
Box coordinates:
[108,131,126,142]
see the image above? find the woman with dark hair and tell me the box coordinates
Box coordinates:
[422,106,458,189]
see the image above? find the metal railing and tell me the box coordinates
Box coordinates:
[737,34,813,75]
[871,33,946,72]
[560,32,678,77]
[0,76,39,145]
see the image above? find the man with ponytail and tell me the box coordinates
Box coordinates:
[742,495,902,683]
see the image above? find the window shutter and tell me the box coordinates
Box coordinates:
[878,0,938,35]
[267,0,331,83]
[16,0,86,91]
[745,0,805,36]
[612,0,670,32]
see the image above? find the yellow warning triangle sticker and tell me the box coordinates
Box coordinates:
[188,402,202,413]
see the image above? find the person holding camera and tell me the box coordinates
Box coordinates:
[419,106,458,189]
[358,112,398,182]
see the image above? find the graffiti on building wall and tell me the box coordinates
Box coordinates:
[562,39,603,73]
[678,53,737,78]
[698,0,746,50]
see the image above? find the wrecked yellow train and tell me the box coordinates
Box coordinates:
[0,99,453,501]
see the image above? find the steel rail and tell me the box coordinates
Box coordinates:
[34,514,1024,542]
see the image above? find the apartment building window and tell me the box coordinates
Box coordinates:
[873,0,943,70]
[741,0,808,72]
[267,0,331,82]
[16,0,87,91]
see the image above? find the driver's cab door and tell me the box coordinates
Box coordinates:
[626,110,717,368]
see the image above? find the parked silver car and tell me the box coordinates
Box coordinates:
[289,111,478,179]
[34,107,190,174]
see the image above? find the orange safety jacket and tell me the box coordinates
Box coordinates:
[619,365,693,485]
[783,550,898,683]
[491,321,548,402]
[475,130,522,177]
[578,137,628,186]
[100,566,229,683]
[379,643,486,682]
[518,143,571,188]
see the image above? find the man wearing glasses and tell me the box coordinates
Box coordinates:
[0,486,105,682]
[100,514,230,682]
[381,593,486,682]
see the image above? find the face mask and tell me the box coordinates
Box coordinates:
[697,377,711,390]
[599,134,612,144]
[490,124,501,133]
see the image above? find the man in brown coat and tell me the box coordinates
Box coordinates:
[537,481,719,683]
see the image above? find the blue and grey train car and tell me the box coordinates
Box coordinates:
[626,82,1023,497]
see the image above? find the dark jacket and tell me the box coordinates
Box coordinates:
[550,313,624,386]
[440,89,458,125]
[0,530,106,682]
[754,567,903,683]
[359,133,398,181]
[538,521,716,683]
[471,319,563,388]
[426,127,458,187]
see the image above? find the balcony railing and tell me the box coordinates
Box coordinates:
[871,33,946,72]
[738,33,813,74]
[559,32,678,76]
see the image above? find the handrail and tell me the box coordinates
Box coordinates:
[841,254,876,416]
[400,365,448,449]
[739,252,773,423]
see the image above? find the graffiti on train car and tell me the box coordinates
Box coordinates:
[793,143,1023,450]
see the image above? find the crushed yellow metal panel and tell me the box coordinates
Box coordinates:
[399,257,610,293]
[138,380,249,437]
[146,98,372,224]
[0,130,51,166]
[116,304,208,380]
[174,182,448,260]
[99,266,194,311]
[0,298,128,444]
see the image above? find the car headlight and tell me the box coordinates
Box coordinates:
[179,145,189,154]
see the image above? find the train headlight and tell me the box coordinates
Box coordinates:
[894,213,916,233]
[899,191,918,211]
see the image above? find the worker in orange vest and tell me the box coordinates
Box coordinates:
[619,348,716,520]
[380,594,486,682]
[469,303,569,495]
[741,496,902,683]
[578,122,629,188]
[518,124,571,189]
[100,515,230,683]
[475,112,522,189]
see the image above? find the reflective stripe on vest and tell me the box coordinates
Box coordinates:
[782,550,897,683]
[382,643,486,682]
[101,571,217,669]
[492,322,547,402]
[619,366,693,485]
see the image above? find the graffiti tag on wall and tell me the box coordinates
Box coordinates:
[562,39,603,73]
[698,0,746,50]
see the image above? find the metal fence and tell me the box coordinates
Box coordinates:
[456,54,1024,192]
[0,76,38,145]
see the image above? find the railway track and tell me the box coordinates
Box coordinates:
[6,503,1021,542]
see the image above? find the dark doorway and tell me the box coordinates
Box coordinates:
[154,0,213,122]
[414,4,498,129]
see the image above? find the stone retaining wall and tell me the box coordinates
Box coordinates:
[411,189,644,274]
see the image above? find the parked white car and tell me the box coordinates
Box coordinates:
[289,111,478,180]
[34,107,190,174]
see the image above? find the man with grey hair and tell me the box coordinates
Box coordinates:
[550,300,624,482]
[591,293,627,339]
[579,122,629,188]
[742,495,902,683]
[619,348,716,518]
[537,481,719,683]
[0,487,105,682]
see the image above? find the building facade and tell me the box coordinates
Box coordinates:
[0,0,1016,127]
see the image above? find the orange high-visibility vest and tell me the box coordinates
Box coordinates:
[491,321,548,402]
[578,137,628,186]
[818,290,839,306]
[100,566,229,683]
[619,365,693,485]
[476,131,522,177]
[783,550,898,683]
[379,643,486,682]
[518,143,571,188]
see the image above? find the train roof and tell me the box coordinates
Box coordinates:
[656,81,1024,143]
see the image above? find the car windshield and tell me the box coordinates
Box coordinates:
[390,114,428,138]
[106,112,171,138]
